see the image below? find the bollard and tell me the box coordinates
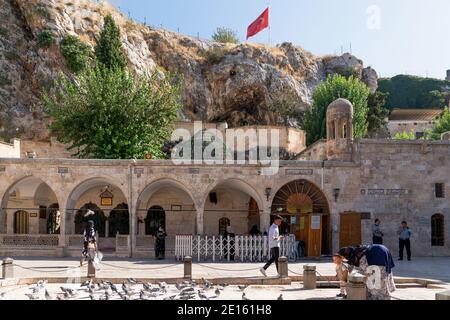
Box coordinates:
[436,291,450,300]
[2,258,14,279]
[278,256,288,278]
[303,265,317,289]
[184,256,192,280]
[87,248,96,278]
[347,273,367,300]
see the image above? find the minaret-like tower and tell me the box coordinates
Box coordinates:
[326,98,354,161]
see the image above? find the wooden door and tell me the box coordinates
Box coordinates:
[308,215,322,257]
[339,212,361,248]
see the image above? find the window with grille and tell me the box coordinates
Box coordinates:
[435,183,445,198]
[431,214,444,246]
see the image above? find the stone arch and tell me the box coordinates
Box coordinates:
[136,178,196,236]
[202,178,265,235]
[65,177,129,235]
[271,179,331,256]
[0,175,60,234]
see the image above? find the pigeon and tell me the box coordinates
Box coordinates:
[81,280,91,288]
[158,281,167,289]
[215,288,221,296]
[242,293,250,300]
[109,283,118,293]
[84,209,95,217]
[143,283,152,291]
[89,293,96,300]
[238,285,248,291]
[25,293,40,300]
[180,287,195,294]
[164,295,176,300]
[117,291,130,300]
[0,292,6,299]
[139,290,148,300]
[278,294,284,300]
[127,278,138,285]
[56,293,68,300]
[122,282,130,292]
[45,290,53,300]
[198,290,209,300]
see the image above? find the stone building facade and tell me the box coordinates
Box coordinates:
[0,99,449,258]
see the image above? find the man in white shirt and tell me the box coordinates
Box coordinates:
[260,215,284,277]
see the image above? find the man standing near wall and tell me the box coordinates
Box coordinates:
[260,215,284,277]
[398,221,412,261]
[372,219,384,244]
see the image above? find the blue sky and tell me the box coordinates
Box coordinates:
[109,0,450,79]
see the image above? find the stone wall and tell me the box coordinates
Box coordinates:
[0,139,20,158]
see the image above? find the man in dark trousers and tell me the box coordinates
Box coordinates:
[398,221,412,261]
[372,219,384,244]
[260,215,284,277]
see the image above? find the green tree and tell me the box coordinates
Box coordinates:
[44,65,182,159]
[429,107,450,140]
[301,75,370,145]
[393,129,416,140]
[212,27,239,44]
[94,14,127,70]
[60,34,90,73]
[367,91,389,135]
[378,75,450,109]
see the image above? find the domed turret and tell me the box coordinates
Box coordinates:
[326,98,354,161]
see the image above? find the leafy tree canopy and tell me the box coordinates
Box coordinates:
[212,27,239,44]
[94,14,127,70]
[300,75,370,146]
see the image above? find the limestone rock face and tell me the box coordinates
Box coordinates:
[0,0,378,140]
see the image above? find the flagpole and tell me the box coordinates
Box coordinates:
[267,0,271,46]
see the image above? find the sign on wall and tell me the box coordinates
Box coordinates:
[311,215,321,230]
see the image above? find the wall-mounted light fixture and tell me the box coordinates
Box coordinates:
[333,188,341,202]
[265,188,272,201]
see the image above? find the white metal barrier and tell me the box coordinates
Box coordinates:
[175,234,296,262]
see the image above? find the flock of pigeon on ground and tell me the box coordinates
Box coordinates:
[4,278,285,301]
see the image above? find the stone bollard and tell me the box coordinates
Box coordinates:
[436,291,450,300]
[184,256,192,280]
[2,258,14,279]
[87,249,96,278]
[278,256,288,278]
[303,265,317,289]
[347,273,367,300]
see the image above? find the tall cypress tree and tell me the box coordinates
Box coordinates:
[94,14,127,70]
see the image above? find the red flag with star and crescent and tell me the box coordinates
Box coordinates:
[247,7,269,40]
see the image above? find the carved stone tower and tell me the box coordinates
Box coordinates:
[326,98,354,161]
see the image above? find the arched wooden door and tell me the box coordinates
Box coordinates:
[271,180,330,257]
[14,210,29,234]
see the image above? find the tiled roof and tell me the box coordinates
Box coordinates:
[388,109,444,121]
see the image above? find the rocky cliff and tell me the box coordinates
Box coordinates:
[0,0,378,141]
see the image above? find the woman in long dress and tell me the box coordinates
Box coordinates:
[338,244,396,300]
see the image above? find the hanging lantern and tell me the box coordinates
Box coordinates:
[100,186,113,206]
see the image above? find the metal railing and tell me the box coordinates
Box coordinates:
[175,234,296,262]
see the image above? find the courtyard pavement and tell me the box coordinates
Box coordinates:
[1,256,450,282]
[1,256,449,300]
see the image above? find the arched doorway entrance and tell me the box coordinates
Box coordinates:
[109,203,129,237]
[271,179,330,257]
[145,206,166,236]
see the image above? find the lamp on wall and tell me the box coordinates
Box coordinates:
[265,188,272,201]
[333,188,340,202]
[100,186,113,206]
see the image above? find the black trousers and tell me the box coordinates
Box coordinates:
[155,239,165,259]
[263,247,280,272]
[399,238,411,260]
[373,236,383,245]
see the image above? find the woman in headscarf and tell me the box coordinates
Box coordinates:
[338,244,396,300]
[80,220,97,266]
[154,226,167,260]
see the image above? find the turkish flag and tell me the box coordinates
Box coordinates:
[247,8,269,40]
